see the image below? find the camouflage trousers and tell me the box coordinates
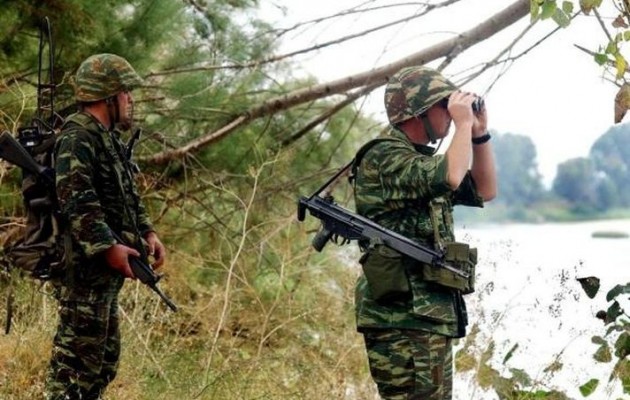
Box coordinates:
[45,283,123,400]
[362,328,453,400]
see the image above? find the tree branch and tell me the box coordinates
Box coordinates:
[143,0,531,165]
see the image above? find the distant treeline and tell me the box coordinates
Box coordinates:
[461,123,630,222]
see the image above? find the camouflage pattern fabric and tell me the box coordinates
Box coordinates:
[55,112,153,277]
[363,329,453,399]
[46,111,153,397]
[75,53,143,102]
[352,127,483,399]
[353,130,482,335]
[45,283,123,400]
[384,66,457,126]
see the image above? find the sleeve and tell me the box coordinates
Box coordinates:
[136,199,154,236]
[452,171,484,207]
[55,131,115,257]
[361,141,452,202]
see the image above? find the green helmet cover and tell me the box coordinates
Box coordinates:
[384,66,458,126]
[75,53,143,102]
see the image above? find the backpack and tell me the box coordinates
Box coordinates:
[1,17,67,281]
[2,129,66,281]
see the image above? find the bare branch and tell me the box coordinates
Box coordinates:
[143,0,531,165]
[593,7,615,44]
[148,0,462,77]
[281,82,380,147]
[270,2,459,39]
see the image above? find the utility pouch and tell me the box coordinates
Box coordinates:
[408,272,457,323]
[421,242,477,294]
[359,245,410,303]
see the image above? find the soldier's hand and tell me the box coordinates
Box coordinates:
[447,91,475,126]
[145,231,166,269]
[104,243,140,279]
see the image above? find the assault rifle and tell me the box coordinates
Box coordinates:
[0,131,179,312]
[109,231,178,312]
[296,162,468,278]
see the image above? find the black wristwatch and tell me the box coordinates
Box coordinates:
[472,132,491,145]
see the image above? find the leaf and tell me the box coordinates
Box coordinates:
[614,84,630,123]
[624,31,630,41]
[579,378,599,396]
[614,332,630,359]
[620,358,630,394]
[592,335,606,345]
[562,1,574,14]
[613,15,629,29]
[541,0,557,19]
[606,39,619,55]
[531,0,541,19]
[606,283,630,302]
[593,343,612,363]
[502,343,519,364]
[580,0,603,15]
[594,53,609,65]
[606,301,623,324]
[509,367,532,386]
[577,276,600,298]
[615,53,628,79]
[552,8,571,27]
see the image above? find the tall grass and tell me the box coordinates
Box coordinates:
[0,155,380,399]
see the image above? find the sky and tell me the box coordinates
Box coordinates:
[261,0,623,187]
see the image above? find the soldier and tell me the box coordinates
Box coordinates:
[45,53,167,399]
[352,66,496,399]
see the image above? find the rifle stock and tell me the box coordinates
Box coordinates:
[297,195,468,278]
[0,131,51,182]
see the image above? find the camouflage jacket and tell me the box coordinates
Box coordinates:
[353,128,483,337]
[55,112,153,284]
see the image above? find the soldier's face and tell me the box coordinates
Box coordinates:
[116,91,134,130]
[425,102,452,138]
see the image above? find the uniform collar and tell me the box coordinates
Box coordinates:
[388,127,436,156]
[74,111,122,137]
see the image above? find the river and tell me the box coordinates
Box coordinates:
[454,219,630,400]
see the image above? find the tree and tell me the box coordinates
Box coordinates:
[552,157,600,212]
[143,0,533,164]
[492,132,544,206]
[590,123,630,206]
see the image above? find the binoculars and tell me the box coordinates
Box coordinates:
[439,97,484,113]
[471,97,484,114]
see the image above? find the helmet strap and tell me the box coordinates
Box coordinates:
[420,114,437,144]
[105,96,120,130]
[420,114,442,155]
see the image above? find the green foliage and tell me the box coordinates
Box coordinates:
[491,132,545,206]
[590,124,630,206]
[579,378,599,396]
[575,280,630,397]
[552,157,600,213]
[530,0,572,27]
[577,276,600,299]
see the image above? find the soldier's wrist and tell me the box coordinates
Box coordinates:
[472,132,491,145]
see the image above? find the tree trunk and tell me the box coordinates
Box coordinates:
[144,0,531,165]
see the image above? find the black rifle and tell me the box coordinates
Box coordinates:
[0,131,179,312]
[296,162,468,278]
[109,231,178,312]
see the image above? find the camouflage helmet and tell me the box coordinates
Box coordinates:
[75,53,143,102]
[384,66,458,125]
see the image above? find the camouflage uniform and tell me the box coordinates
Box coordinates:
[353,66,484,399]
[45,54,152,400]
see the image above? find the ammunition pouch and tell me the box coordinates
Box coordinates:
[421,242,477,294]
[359,245,411,303]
